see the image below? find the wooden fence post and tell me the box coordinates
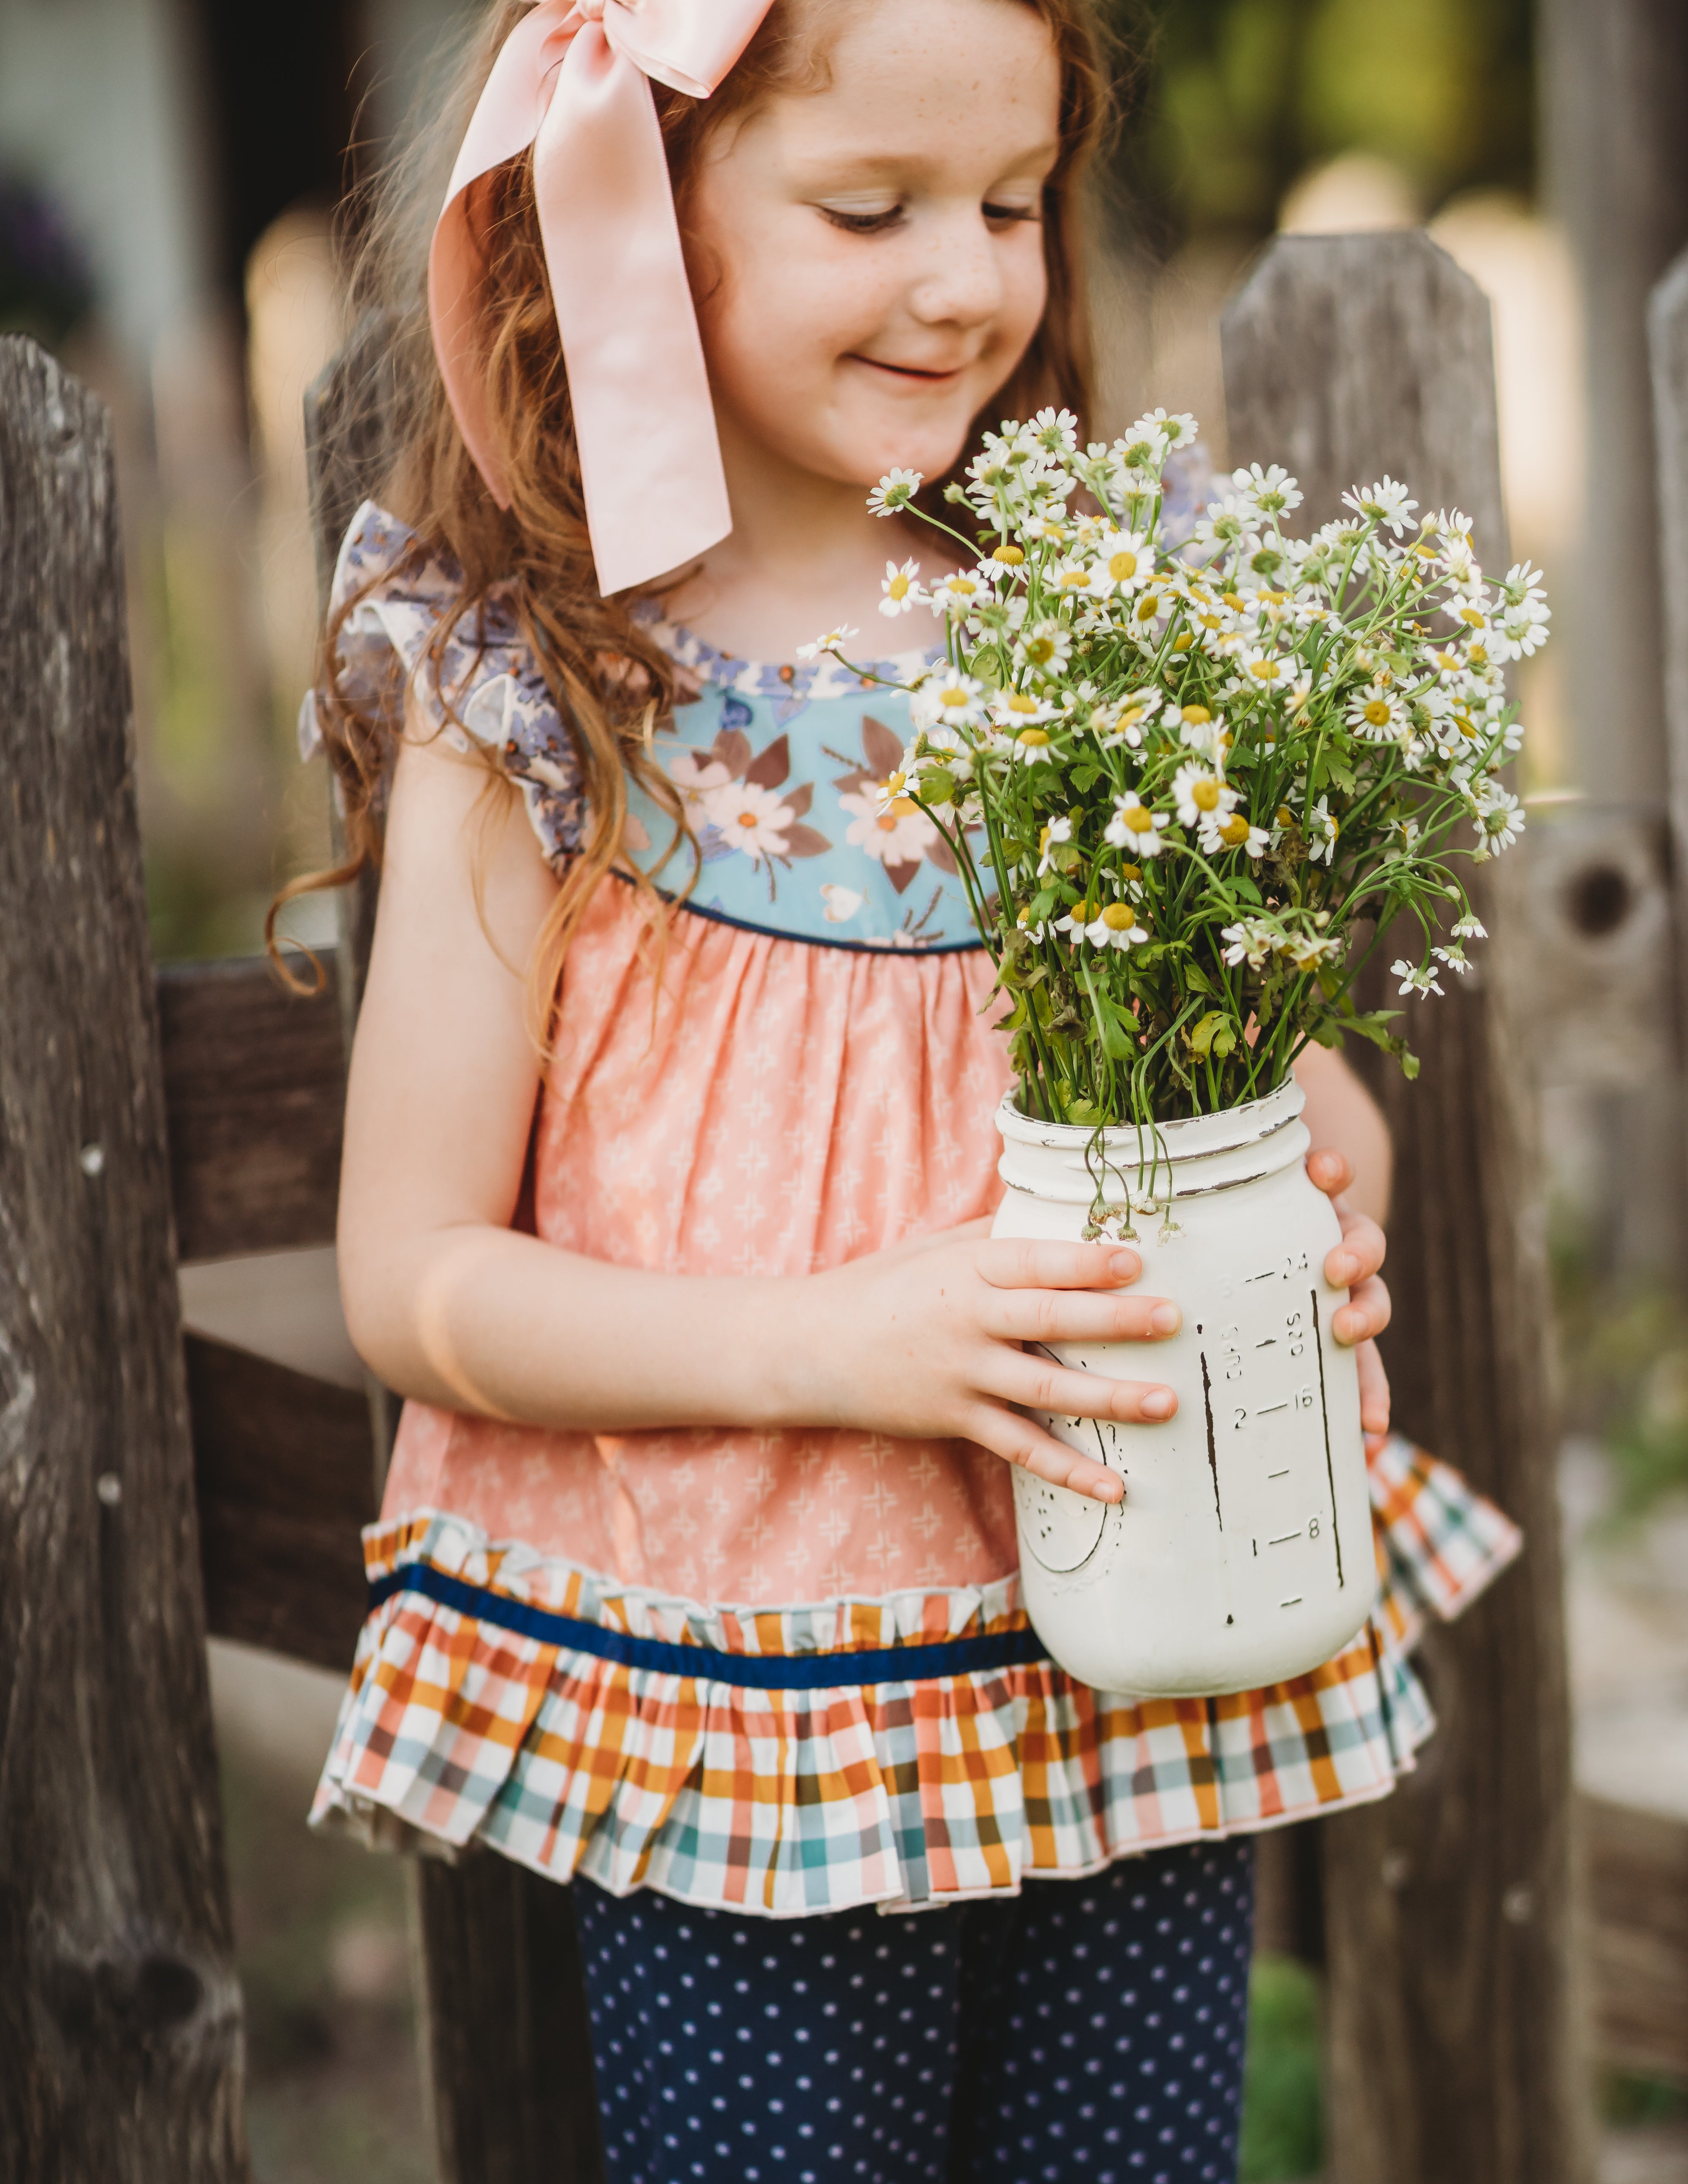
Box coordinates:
[302,340,604,2184]
[0,338,247,2176]
[1649,251,1688,1095]
[1221,234,1589,2183]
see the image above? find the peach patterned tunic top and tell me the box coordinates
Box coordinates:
[308,502,1523,1918]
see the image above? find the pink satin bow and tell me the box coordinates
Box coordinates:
[429,0,773,596]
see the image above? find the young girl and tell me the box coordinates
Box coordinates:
[295,3,1522,2176]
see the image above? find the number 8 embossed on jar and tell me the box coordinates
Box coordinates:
[992,1080,1375,1695]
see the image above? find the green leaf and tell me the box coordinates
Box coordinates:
[1187,1010,1238,1059]
[1071,763,1103,793]
[1230,875,1263,906]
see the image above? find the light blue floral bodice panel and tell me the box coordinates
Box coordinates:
[305,502,981,953]
[621,610,979,951]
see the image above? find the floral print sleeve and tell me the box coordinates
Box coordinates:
[298,499,585,870]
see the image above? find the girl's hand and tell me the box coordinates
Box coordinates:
[1305,1147,1392,1456]
[789,1222,1180,1504]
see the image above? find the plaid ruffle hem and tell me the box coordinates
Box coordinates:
[311,1434,1520,1917]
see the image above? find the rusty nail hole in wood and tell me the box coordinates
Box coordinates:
[96,1472,122,1507]
[1380,1850,1411,1891]
[1501,1884,1535,1924]
[1564,862,1632,939]
[79,1143,104,1176]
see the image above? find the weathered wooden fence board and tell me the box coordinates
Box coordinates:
[1649,249,1688,1122]
[1222,233,1588,2183]
[187,1333,373,1670]
[0,337,247,2179]
[160,958,343,1260]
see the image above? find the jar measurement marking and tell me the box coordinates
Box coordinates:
[1269,1530,1303,1546]
[1198,1352,1223,1529]
[1310,1287,1344,1588]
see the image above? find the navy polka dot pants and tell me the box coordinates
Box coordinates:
[572,1837,1255,2184]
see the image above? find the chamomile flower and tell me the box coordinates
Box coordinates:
[1125,583,1176,641]
[1392,957,1445,998]
[1305,797,1339,864]
[1089,900,1151,949]
[1283,927,1345,972]
[1087,528,1153,596]
[1452,912,1488,940]
[1098,691,1159,749]
[1035,814,1074,877]
[1173,762,1236,831]
[991,688,1059,733]
[1105,792,1170,856]
[795,624,859,661]
[928,569,992,620]
[1015,620,1074,677]
[1029,406,1080,458]
[1230,461,1304,525]
[1348,685,1406,741]
[1472,786,1525,856]
[1431,943,1471,975]
[879,558,922,617]
[1236,643,1291,691]
[1343,477,1418,535]
[1204,810,1271,859]
[912,672,986,731]
[1221,918,1278,969]
[866,468,922,516]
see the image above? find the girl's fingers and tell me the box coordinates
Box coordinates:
[1333,1271,1390,1346]
[1355,1336,1391,1437]
[963,1402,1123,1503]
[979,1286,1182,1347]
[1306,1147,1354,1199]
[977,1238,1143,1293]
[1325,1210,1386,1290]
[986,1351,1178,1426]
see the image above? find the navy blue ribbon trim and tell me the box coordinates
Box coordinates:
[367,1562,1049,1689]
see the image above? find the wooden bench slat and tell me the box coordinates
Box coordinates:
[159,958,344,1263]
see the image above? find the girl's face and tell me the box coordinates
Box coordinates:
[685,0,1063,494]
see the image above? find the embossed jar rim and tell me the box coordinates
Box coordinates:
[994,1077,1308,1203]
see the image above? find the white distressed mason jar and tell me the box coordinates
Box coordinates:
[992,1079,1375,1696]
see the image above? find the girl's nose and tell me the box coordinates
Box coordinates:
[906,207,1007,331]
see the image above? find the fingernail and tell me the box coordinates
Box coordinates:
[1149,1303,1182,1336]
[1107,1249,1140,1280]
[1142,1389,1176,1420]
[1093,1476,1124,1503]
[1329,1254,1355,1284]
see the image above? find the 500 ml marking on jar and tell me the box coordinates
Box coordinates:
[1311,1287,1344,1587]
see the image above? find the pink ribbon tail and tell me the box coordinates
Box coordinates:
[428,0,772,599]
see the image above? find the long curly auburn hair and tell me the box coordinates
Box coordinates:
[271,0,1111,1042]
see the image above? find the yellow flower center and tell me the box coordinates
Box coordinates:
[1223,591,1244,610]
[1363,699,1393,726]
[1061,568,1089,588]
[1118,863,1142,882]
[736,811,760,829]
[1468,643,1489,667]
[1017,728,1052,747]
[1458,604,1485,627]
[1108,550,1139,583]
[886,771,906,795]
[1120,705,1147,727]
[1005,692,1040,714]
[995,544,1025,566]
[1136,595,1160,621]
[1218,813,1250,846]
[949,577,978,597]
[1172,633,1194,651]
[1277,805,1294,827]
[1182,705,1212,725]
[887,573,911,600]
[1023,637,1057,664]
[1071,900,1098,924]
[1124,805,1155,833]
[1248,658,1282,681]
[1192,779,1221,811]
[939,687,971,708]
[1198,613,1222,630]
[1101,902,1137,932]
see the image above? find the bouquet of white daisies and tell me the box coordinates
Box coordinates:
[809,407,1549,1128]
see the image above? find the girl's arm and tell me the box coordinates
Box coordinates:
[337,726,1187,1504]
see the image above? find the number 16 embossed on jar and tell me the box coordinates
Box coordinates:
[992,1081,1374,1695]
